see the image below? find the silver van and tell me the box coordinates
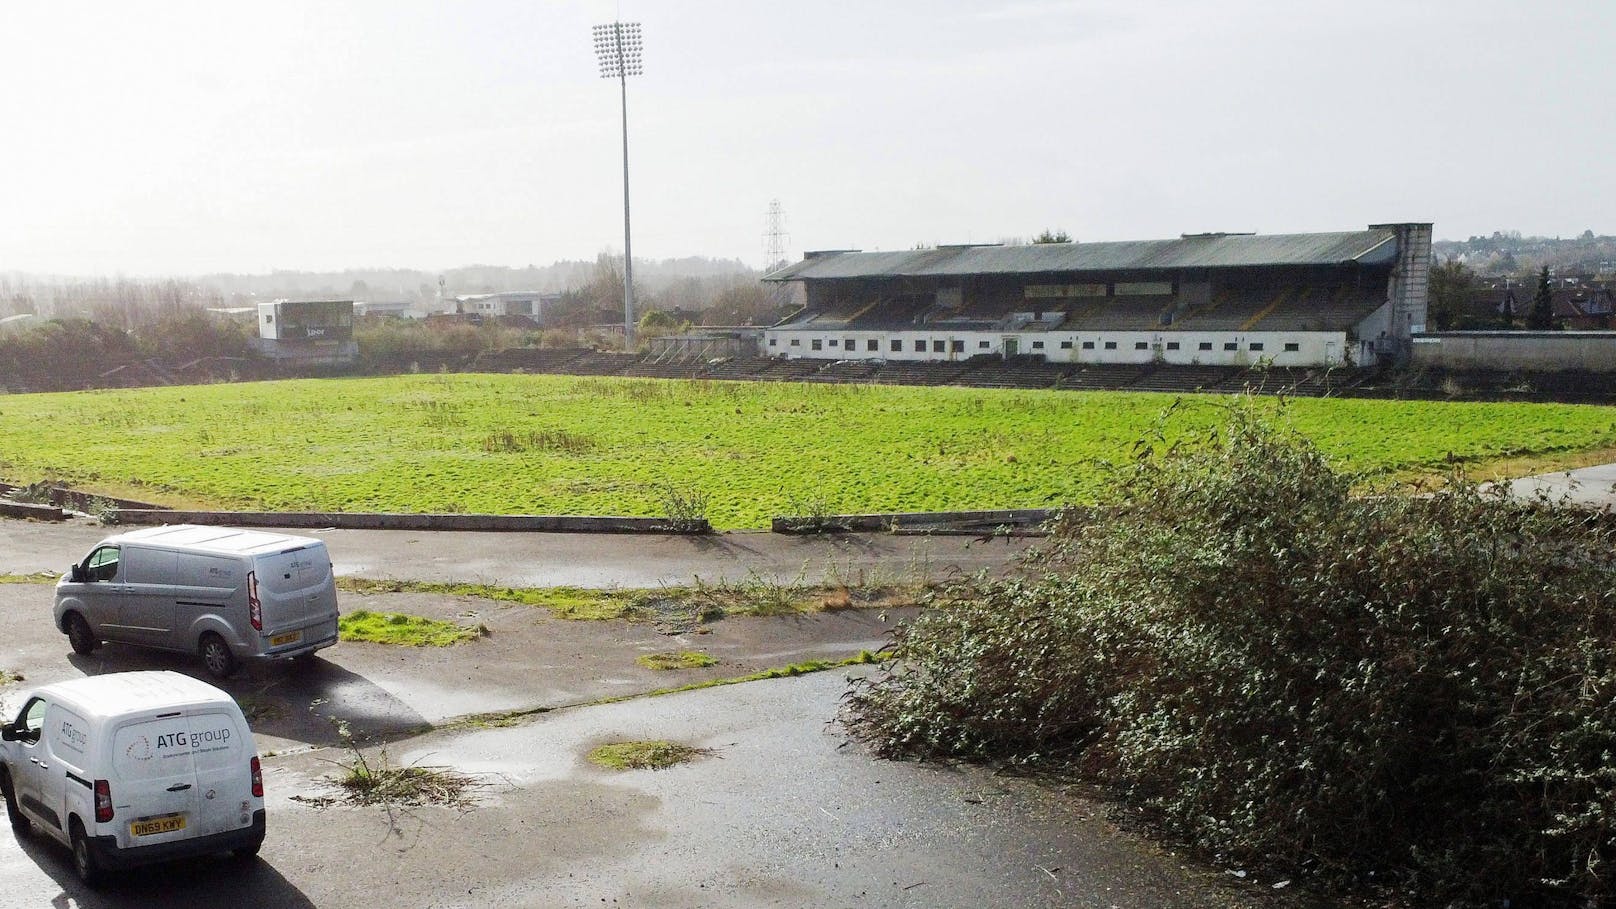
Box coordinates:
[54,525,340,678]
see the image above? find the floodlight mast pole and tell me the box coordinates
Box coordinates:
[593,21,642,350]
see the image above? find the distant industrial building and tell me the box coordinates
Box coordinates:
[252,299,357,364]
[353,300,417,319]
[453,291,558,322]
[763,223,1432,368]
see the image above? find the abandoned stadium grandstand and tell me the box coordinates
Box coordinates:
[762,223,1431,369]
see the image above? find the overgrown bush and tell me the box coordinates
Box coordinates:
[845,400,1616,906]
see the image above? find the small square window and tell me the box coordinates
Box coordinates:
[932,340,945,353]
[951,340,964,352]
[1249,342,1264,351]
[844,339,855,349]
[1031,341,1044,350]
[1166,341,1180,350]
[1198,342,1213,351]
[979,341,991,349]
[1284,342,1300,352]
[812,339,823,351]
[1060,341,1073,349]
[1082,341,1095,350]
[1223,342,1237,351]
[867,339,878,351]
[892,340,903,352]
[1104,341,1117,350]
[828,339,838,348]
[790,339,801,347]
[1134,341,1148,350]
[914,340,926,352]
[768,338,777,347]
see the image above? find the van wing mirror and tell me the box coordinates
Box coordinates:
[0,725,15,742]
[69,564,86,583]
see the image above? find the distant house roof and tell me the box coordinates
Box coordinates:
[764,229,1400,282]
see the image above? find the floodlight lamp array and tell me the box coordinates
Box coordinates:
[592,22,644,79]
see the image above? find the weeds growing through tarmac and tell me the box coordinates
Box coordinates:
[338,610,488,646]
[636,651,718,671]
[587,741,711,771]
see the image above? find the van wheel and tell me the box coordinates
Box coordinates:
[2,769,30,836]
[70,819,102,886]
[65,614,99,656]
[200,633,238,679]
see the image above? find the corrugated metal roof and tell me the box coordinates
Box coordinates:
[765,229,1398,281]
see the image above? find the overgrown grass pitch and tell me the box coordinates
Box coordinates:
[0,374,1614,527]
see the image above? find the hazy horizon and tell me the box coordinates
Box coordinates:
[2,1,1611,277]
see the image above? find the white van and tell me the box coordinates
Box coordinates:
[54,525,340,679]
[0,671,266,884]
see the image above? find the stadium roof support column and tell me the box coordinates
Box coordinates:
[1373,222,1433,351]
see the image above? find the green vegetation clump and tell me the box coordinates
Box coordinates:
[338,610,486,646]
[0,670,22,687]
[587,741,709,771]
[636,651,718,671]
[844,401,1616,907]
[0,375,1614,527]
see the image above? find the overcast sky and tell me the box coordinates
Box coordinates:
[1,1,1610,277]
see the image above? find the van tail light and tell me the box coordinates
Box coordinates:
[94,779,114,823]
[248,570,263,632]
[250,756,264,798]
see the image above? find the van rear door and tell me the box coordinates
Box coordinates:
[183,708,254,838]
[253,543,337,651]
[109,713,199,849]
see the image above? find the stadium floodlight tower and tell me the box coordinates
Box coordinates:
[592,20,643,349]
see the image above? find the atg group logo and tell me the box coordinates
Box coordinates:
[125,734,153,762]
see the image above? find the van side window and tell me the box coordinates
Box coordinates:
[85,546,120,582]
[16,698,46,744]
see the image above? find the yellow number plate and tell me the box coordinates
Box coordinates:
[270,630,302,646]
[131,814,186,837]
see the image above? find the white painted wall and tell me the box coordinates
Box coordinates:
[763,328,1353,367]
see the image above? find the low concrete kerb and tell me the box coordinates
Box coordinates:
[0,500,67,521]
[110,509,713,535]
[772,507,1056,535]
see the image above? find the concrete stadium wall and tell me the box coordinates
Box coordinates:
[1410,332,1616,372]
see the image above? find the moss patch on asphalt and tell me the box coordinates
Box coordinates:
[338,610,487,646]
[337,577,928,623]
[588,740,710,771]
[637,651,719,671]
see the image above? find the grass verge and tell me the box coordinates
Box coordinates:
[0,572,58,585]
[594,651,883,706]
[441,651,886,734]
[337,576,928,622]
[338,610,488,646]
